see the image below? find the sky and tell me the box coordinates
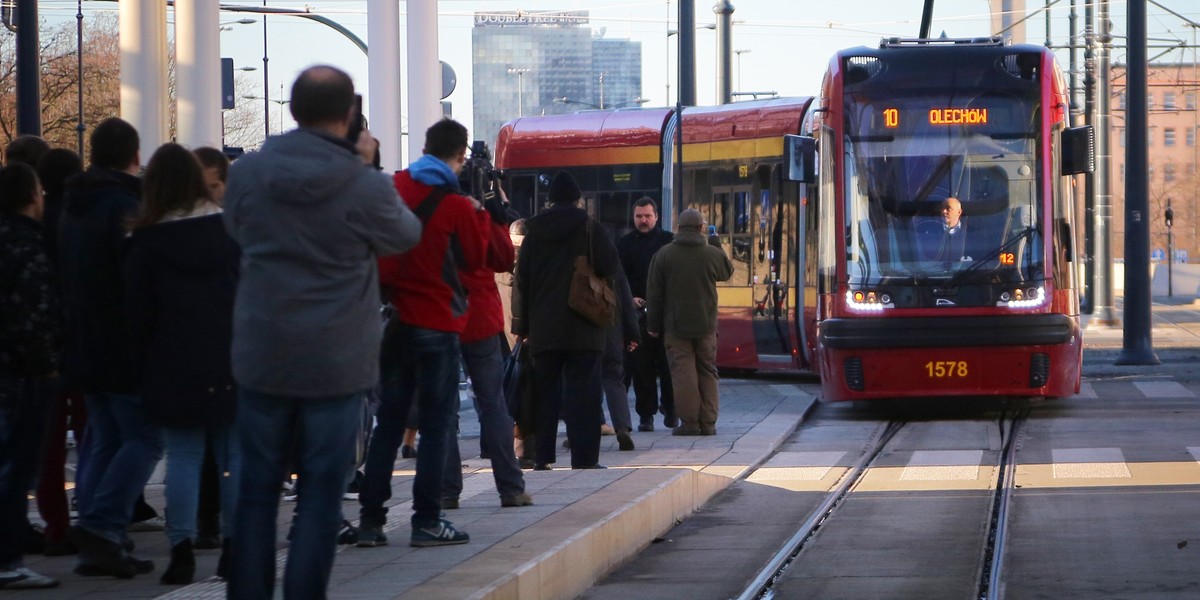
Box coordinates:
[33,1,1200,161]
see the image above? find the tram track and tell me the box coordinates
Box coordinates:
[736,409,1029,600]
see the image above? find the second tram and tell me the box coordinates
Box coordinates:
[494,37,1092,401]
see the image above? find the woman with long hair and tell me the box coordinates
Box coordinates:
[123,143,240,584]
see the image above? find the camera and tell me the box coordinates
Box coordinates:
[459,141,514,225]
[346,94,381,169]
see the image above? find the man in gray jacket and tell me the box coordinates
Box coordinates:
[222,65,421,600]
[645,208,733,436]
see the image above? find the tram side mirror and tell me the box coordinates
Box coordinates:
[784,134,817,184]
[1062,125,1094,175]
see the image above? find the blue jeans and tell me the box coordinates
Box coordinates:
[0,377,54,569]
[533,350,603,468]
[444,335,525,499]
[75,392,163,545]
[360,325,460,528]
[163,426,239,547]
[228,389,362,600]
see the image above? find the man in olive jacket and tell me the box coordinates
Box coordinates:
[645,208,733,436]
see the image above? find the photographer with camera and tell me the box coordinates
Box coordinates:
[439,142,532,509]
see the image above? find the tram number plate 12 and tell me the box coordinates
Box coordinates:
[925,360,968,378]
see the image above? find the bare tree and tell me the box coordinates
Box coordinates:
[1,14,264,156]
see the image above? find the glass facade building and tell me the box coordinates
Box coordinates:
[472,10,642,147]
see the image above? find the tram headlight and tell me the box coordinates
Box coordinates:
[997,286,1047,309]
[846,289,893,311]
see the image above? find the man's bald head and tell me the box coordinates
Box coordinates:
[289,65,355,128]
[942,197,963,229]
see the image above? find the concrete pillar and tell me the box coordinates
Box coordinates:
[175,0,221,149]
[119,0,170,154]
[407,0,441,163]
[368,0,402,171]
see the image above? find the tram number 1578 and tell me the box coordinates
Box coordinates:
[926,361,969,378]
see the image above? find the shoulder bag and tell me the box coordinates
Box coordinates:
[567,218,616,328]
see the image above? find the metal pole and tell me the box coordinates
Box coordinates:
[407,0,440,164]
[714,0,733,105]
[367,0,401,171]
[1166,199,1174,297]
[262,0,269,139]
[679,0,696,106]
[919,0,934,39]
[76,0,84,155]
[1082,2,1094,314]
[1091,0,1119,326]
[15,0,40,137]
[1117,0,1158,365]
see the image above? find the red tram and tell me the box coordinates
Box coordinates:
[493,37,1091,401]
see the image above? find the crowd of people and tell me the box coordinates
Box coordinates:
[0,64,732,597]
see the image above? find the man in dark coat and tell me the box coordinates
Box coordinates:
[617,197,676,432]
[0,162,62,589]
[59,117,165,578]
[646,208,733,436]
[512,171,620,469]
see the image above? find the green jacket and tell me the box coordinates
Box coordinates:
[646,229,733,339]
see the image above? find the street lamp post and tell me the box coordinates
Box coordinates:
[734,48,750,92]
[244,82,289,137]
[1166,199,1175,296]
[507,67,530,117]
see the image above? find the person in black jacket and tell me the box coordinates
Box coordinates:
[0,163,62,590]
[616,197,676,432]
[512,171,619,469]
[124,143,241,585]
[60,118,164,579]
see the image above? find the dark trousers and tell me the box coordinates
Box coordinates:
[626,319,674,420]
[533,350,603,468]
[601,330,632,433]
[0,377,55,568]
[36,391,86,544]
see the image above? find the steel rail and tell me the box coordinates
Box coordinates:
[978,409,1029,600]
[734,420,905,600]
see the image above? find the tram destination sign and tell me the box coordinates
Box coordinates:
[882,107,990,128]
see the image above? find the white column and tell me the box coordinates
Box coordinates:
[407,0,442,163]
[368,0,402,171]
[175,0,222,149]
[119,0,170,154]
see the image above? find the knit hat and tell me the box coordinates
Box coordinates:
[677,208,704,230]
[548,170,581,205]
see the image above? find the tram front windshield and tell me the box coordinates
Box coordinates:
[842,90,1043,307]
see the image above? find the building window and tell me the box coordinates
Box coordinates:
[1189,127,1197,147]
[1189,163,1196,177]
[1165,163,1176,183]
[1120,127,1126,147]
[1166,128,1177,147]
[1189,92,1197,110]
[1148,92,1154,110]
[1165,92,1177,109]
[1121,163,1125,181]
[1120,92,1127,110]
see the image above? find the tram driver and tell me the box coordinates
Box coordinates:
[919,196,973,265]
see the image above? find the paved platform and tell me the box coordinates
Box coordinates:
[22,380,816,600]
[21,299,1198,599]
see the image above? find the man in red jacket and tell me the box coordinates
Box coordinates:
[441,183,532,509]
[358,119,488,548]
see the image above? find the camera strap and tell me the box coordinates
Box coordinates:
[413,186,453,224]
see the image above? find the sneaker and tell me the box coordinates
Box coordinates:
[500,492,534,507]
[637,417,655,432]
[337,520,358,545]
[69,526,137,579]
[411,520,469,547]
[600,423,616,436]
[0,567,60,589]
[663,413,680,429]
[356,525,388,548]
[127,516,166,532]
[617,429,635,451]
[518,457,537,470]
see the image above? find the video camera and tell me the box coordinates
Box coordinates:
[459,141,514,225]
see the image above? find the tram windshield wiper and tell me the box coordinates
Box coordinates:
[945,226,1038,289]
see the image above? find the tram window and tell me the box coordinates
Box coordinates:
[506,174,537,219]
[734,191,750,234]
[597,192,630,234]
[714,193,730,234]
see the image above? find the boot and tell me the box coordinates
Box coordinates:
[159,539,194,585]
[216,538,232,580]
